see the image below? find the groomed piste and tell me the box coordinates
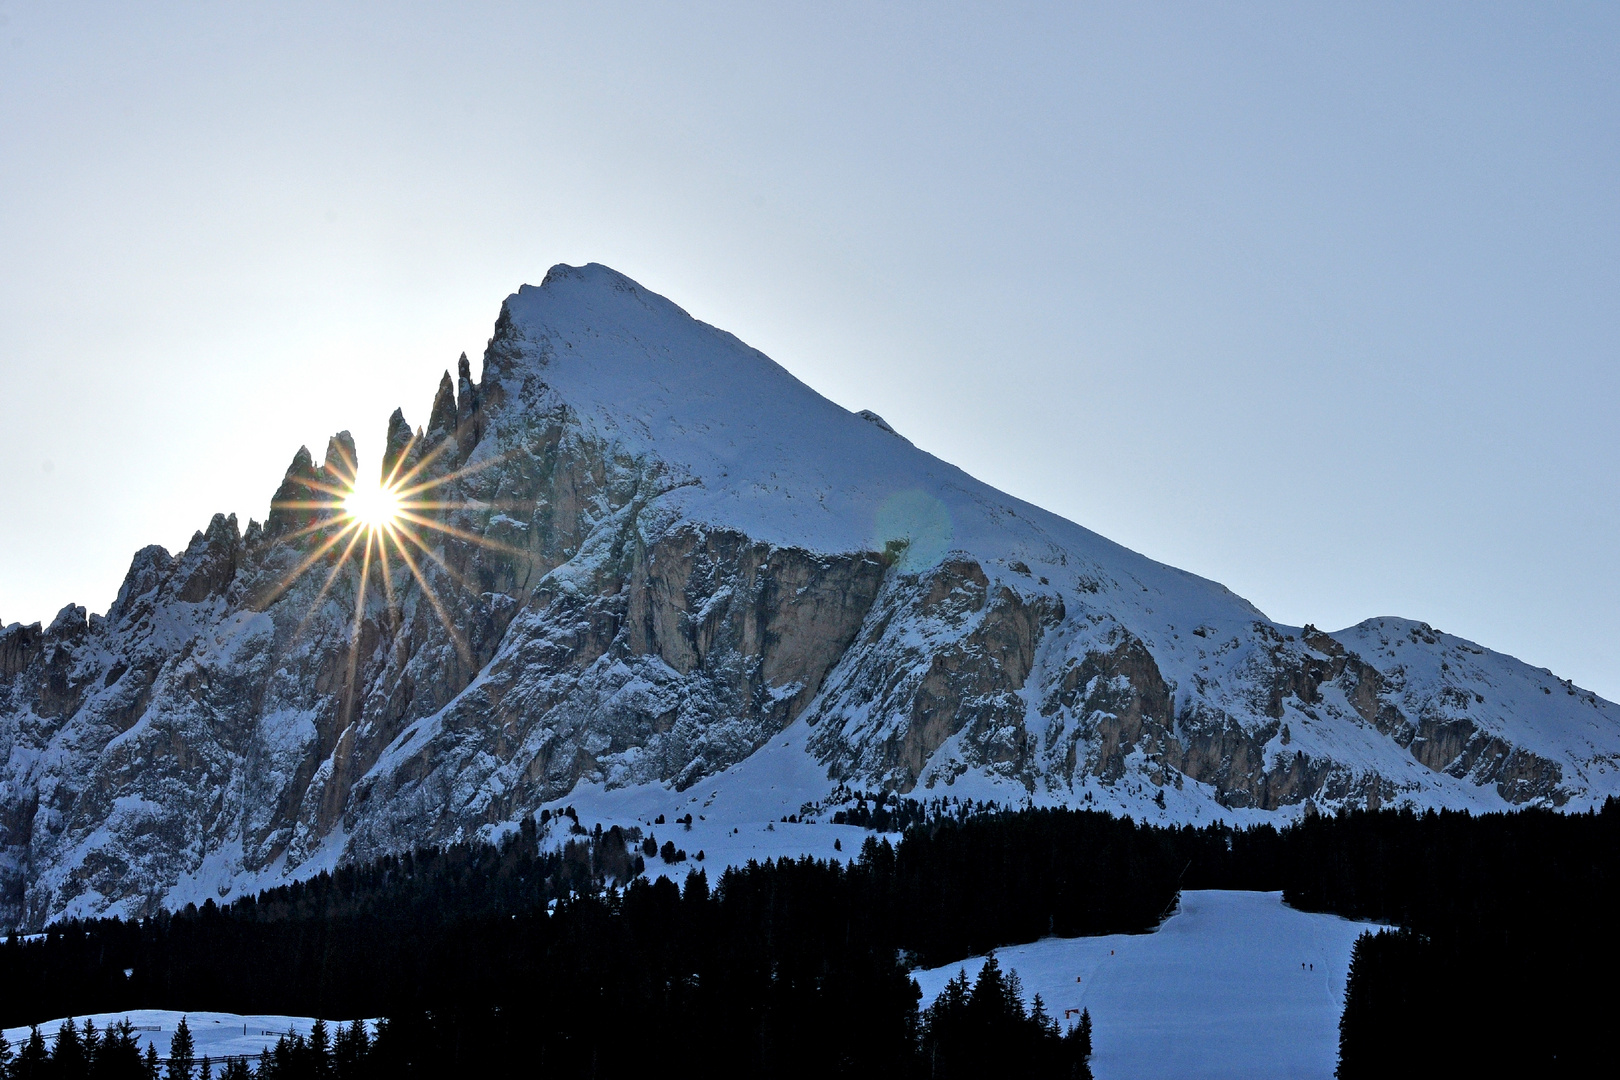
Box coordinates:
[914,890,1376,1080]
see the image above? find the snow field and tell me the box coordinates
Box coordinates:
[1,1011,375,1063]
[911,890,1377,1080]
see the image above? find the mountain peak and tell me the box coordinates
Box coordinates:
[2,265,1617,930]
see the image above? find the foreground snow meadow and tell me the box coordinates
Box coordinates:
[0,1012,372,1062]
[913,891,1376,1080]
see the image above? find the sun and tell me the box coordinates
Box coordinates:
[343,478,402,531]
[264,422,524,724]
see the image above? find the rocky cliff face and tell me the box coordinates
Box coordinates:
[3,263,1618,930]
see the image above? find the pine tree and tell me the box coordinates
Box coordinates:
[53,1018,87,1080]
[99,1022,146,1080]
[14,1029,46,1080]
[81,1020,99,1078]
[143,1044,160,1080]
[198,1058,211,1080]
[1030,994,1054,1034]
[333,1020,368,1080]
[166,1018,194,1080]
[0,1027,12,1080]
[683,867,709,902]
[1072,1006,1096,1079]
[967,954,1017,1022]
[1005,968,1027,1021]
[307,1020,331,1076]
[16,1028,48,1080]
[920,969,972,1077]
[268,1033,300,1078]
[1065,1004,1093,1077]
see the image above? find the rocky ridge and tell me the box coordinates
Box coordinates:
[2,263,1618,930]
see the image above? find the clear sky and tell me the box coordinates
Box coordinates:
[1,3,1616,700]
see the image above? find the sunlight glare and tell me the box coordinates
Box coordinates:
[265,429,521,698]
[344,479,402,530]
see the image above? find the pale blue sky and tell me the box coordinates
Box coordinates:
[2,3,1616,699]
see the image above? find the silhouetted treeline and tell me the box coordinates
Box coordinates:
[1,809,1190,1028]
[921,958,1090,1080]
[1,976,1091,1080]
[1298,804,1619,1079]
[0,1016,154,1080]
[0,813,624,1029]
[2,811,1124,1078]
[889,809,1189,963]
[3,800,1616,1077]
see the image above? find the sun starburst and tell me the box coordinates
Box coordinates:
[265,426,523,723]
[343,477,403,532]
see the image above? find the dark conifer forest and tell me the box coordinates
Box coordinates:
[1,800,1614,1078]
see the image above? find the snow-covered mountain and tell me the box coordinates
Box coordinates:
[3,263,1617,930]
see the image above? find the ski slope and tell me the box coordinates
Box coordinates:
[912,890,1377,1080]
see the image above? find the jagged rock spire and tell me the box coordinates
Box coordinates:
[264,445,320,539]
[47,604,87,637]
[426,371,457,445]
[175,513,243,603]
[382,408,414,483]
[321,431,359,482]
[455,352,483,455]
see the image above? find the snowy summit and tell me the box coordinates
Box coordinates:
[2,262,1618,929]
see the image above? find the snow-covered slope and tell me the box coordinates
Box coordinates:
[2,263,1617,929]
[912,891,1376,1080]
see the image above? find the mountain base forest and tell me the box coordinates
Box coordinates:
[2,802,1614,1078]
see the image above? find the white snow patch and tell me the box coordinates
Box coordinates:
[911,890,1378,1080]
